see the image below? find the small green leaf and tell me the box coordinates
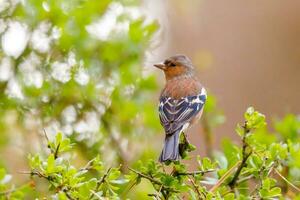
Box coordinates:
[46,154,55,174]
[56,132,62,143]
[224,193,235,200]
[108,168,121,180]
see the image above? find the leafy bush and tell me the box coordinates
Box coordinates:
[0,0,159,166]
[2,107,300,199]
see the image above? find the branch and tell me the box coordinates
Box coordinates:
[54,142,60,159]
[188,177,204,199]
[128,167,179,193]
[128,167,164,186]
[236,174,254,184]
[274,168,300,193]
[249,157,271,197]
[176,169,215,176]
[79,158,96,171]
[228,152,251,189]
[121,178,139,198]
[43,128,49,143]
[89,167,112,200]
[63,189,75,200]
[43,128,60,158]
[20,170,78,199]
[209,160,241,193]
[148,193,162,200]
[228,121,252,189]
[0,182,31,197]
[19,170,49,180]
[89,190,103,199]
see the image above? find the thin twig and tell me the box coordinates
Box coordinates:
[43,128,49,142]
[236,174,254,184]
[228,121,252,189]
[89,190,102,199]
[274,168,300,193]
[128,167,164,186]
[128,167,179,193]
[79,158,96,171]
[54,142,60,159]
[249,158,268,197]
[188,177,203,200]
[19,170,49,179]
[228,152,251,189]
[176,169,215,176]
[63,189,75,200]
[89,167,112,200]
[148,193,162,200]
[0,182,31,197]
[209,160,241,193]
[120,178,138,198]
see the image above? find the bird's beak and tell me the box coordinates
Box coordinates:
[154,63,166,70]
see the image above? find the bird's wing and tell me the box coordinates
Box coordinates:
[159,88,207,135]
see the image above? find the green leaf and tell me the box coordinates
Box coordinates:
[244,107,266,129]
[46,154,55,174]
[275,114,300,140]
[235,124,244,137]
[28,154,41,169]
[56,132,63,144]
[224,193,235,200]
[260,187,281,198]
[57,192,68,200]
[108,168,121,180]
[77,179,97,198]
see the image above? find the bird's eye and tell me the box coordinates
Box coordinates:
[169,62,176,67]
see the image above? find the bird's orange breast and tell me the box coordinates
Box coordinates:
[161,76,202,99]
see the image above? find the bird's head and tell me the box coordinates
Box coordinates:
[154,54,194,80]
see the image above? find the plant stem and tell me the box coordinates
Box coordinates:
[188,177,204,199]
[128,167,179,193]
[148,193,162,200]
[54,142,60,159]
[274,168,300,193]
[89,168,112,200]
[228,121,252,189]
[236,174,254,184]
[176,169,215,176]
[228,152,251,189]
[209,160,241,193]
[64,189,76,200]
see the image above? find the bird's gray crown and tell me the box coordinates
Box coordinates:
[166,54,193,69]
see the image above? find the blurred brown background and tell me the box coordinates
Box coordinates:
[150,0,300,155]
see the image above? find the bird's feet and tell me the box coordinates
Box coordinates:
[179,132,196,159]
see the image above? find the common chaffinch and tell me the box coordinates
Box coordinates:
[154,55,207,162]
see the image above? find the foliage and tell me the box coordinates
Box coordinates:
[0,0,159,166]
[1,107,300,199]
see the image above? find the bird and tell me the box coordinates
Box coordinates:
[154,54,207,162]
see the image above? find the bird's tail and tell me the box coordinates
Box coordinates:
[159,131,180,162]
